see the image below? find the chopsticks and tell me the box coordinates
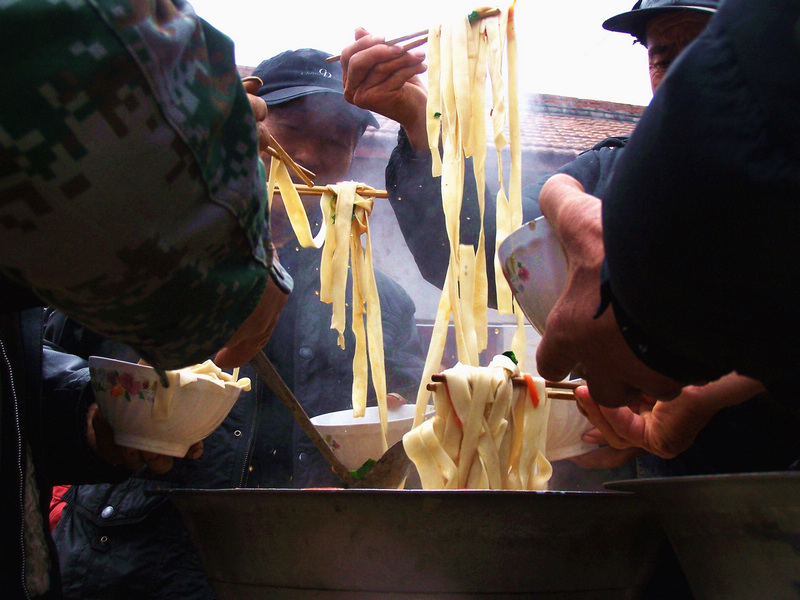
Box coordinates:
[428,374,583,401]
[326,30,428,64]
[267,135,316,186]
[326,8,502,64]
[272,184,389,199]
[264,135,388,198]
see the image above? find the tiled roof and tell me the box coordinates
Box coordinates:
[358,93,645,160]
[522,94,644,156]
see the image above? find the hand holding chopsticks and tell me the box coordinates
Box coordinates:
[326,7,502,63]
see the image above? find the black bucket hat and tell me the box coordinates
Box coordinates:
[603,0,718,43]
[251,48,379,130]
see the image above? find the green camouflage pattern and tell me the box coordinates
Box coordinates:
[0,0,272,369]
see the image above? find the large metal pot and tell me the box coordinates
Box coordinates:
[160,488,667,599]
[607,472,800,600]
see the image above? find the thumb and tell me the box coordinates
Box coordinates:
[535,331,576,382]
[241,76,262,95]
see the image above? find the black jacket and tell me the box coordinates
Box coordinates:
[50,246,425,600]
[524,140,800,477]
[386,128,543,304]
[1,278,127,600]
[601,0,800,397]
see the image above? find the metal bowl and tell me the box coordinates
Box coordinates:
[159,488,667,599]
[606,472,800,600]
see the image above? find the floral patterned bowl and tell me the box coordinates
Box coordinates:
[88,356,247,457]
[310,404,434,471]
[498,217,567,335]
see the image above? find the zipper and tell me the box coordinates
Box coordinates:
[236,376,259,487]
[0,335,32,599]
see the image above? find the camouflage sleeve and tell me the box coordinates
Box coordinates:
[0,0,272,369]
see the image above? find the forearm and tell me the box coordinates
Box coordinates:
[676,374,766,429]
[386,130,500,301]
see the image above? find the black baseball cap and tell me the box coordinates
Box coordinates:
[251,48,379,129]
[603,0,718,43]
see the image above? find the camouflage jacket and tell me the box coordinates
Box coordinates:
[0,0,272,369]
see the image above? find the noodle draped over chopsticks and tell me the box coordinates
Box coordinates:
[413,4,526,431]
[404,354,552,490]
[267,160,390,449]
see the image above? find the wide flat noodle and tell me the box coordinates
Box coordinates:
[404,354,551,490]
[318,182,389,444]
[154,360,251,421]
[413,5,526,423]
[267,157,326,249]
[265,163,391,445]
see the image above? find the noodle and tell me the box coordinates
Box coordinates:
[403,354,552,490]
[154,360,251,420]
[412,4,525,431]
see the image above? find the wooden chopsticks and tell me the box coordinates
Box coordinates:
[327,31,427,64]
[267,135,316,186]
[272,184,388,199]
[265,136,388,198]
[427,374,584,401]
[326,8,501,64]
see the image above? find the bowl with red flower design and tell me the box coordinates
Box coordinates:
[88,356,250,457]
[498,216,567,335]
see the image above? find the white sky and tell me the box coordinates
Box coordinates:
[188,0,654,107]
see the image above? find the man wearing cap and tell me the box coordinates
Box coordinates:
[49,49,424,600]
[337,0,800,483]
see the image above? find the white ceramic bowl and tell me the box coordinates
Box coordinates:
[545,399,598,462]
[498,217,567,335]
[311,404,434,470]
[89,356,246,457]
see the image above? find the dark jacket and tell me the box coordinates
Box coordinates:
[526,138,800,478]
[1,279,128,600]
[386,128,543,304]
[50,245,425,600]
[601,0,800,399]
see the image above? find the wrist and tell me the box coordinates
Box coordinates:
[268,252,293,295]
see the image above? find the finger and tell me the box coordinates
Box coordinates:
[344,41,408,94]
[575,388,632,449]
[120,447,145,471]
[255,120,271,154]
[241,77,263,95]
[361,54,427,92]
[185,441,204,460]
[248,95,268,123]
[142,451,174,475]
[580,427,607,445]
[340,30,389,81]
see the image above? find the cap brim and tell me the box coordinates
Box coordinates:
[603,6,715,38]
[260,86,380,129]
